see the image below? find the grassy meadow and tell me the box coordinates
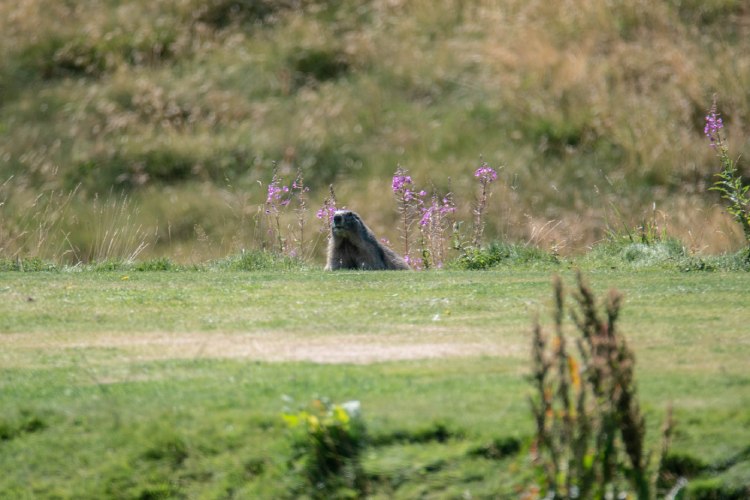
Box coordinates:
[2,1,750,498]
[1,265,750,497]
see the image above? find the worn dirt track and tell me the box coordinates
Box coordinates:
[4,330,526,365]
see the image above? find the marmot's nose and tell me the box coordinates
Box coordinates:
[333,214,342,225]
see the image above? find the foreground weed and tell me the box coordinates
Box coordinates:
[528,273,675,499]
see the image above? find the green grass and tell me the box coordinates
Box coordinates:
[1,268,749,497]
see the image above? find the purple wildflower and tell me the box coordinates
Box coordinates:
[440,196,456,215]
[704,112,724,148]
[419,204,434,227]
[266,180,289,204]
[316,205,337,222]
[474,163,498,182]
[266,184,279,204]
[393,167,426,205]
[419,195,453,227]
[318,185,339,236]
[392,166,427,262]
[392,173,412,193]
[404,254,423,270]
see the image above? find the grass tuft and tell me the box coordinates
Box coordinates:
[370,421,463,447]
[0,258,58,272]
[467,436,522,461]
[214,249,309,271]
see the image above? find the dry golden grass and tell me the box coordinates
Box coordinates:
[1,0,749,261]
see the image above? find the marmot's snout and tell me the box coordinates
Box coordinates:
[332,210,352,235]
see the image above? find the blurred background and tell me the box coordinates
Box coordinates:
[1,0,749,264]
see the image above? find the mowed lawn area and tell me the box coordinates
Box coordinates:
[1,268,749,498]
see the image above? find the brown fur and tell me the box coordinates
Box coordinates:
[325,210,410,270]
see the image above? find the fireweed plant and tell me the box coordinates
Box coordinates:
[391,163,496,269]
[290,171,310,258]
[316,184,339,240]
[704,102,750,250]
[392,166,427,267]
[264,170,290,253]
[264,168,309,255]
[472,161,498,247]
[256,160,501,268]
[418,190,456,269]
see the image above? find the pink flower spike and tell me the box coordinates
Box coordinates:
[474,164,498,182]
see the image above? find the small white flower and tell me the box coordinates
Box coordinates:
[340,400,361,418]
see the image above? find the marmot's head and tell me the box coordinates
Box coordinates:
[331,210,362,240]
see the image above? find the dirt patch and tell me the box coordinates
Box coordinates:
[3,330,525,365]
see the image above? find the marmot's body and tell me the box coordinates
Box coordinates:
[325,210,410,270]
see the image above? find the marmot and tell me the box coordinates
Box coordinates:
[325,210,410,270]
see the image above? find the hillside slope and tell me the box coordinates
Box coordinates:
[1,0,749,261]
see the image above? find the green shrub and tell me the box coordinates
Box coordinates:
[194,0,298,28]
[467,437,522,461]
[587,237,688,269]
[289,48,350,88]
[283,398,367,498]
[133,257,177,272]
[15,29,177,82]
[453,242,558,270]
[68,145,261,193]
[0,410,49,441]
[18,36,108,79]
[68,150,194,193]
[142,433,189,467]
[687,477,749,500]
[0,258,58,272]
[369,421,462,446]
